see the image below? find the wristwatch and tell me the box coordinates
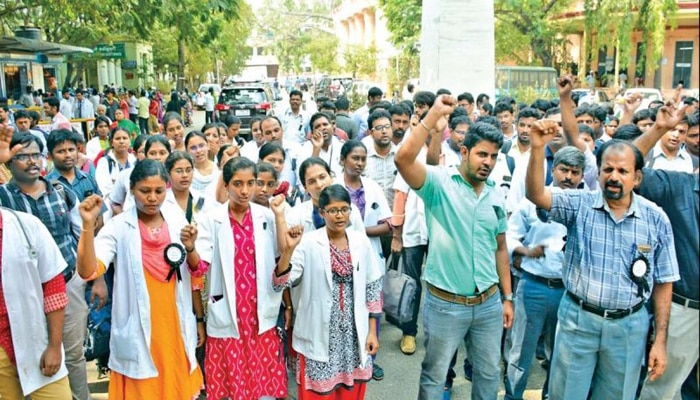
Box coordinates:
[502,293,514,302]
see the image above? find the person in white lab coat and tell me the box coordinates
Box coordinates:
[75,159,204,399]
[0,208,72,399]
[273,184,382,398]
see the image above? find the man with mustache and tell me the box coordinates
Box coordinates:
[504,146,586,400]
[389,103,411,146]
[0,133,93,400]
[526,116,679,399]
[396,95,513,399]
[645,113,694,173]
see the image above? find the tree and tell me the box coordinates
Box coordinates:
[378,0,422,51]
[343,45,377,79]
[303,32,340,74]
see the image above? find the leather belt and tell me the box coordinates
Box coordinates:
[567,291,644,320]
[521,270,564,289]
[428,283,499,306]
[672,293,700,310]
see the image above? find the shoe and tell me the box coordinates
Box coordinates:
[400,335,416,355]
[372,363,385,381]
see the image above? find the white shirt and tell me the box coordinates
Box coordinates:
[128,95,138,114]
[94,151,137,198]
[59,97,74,120]
[506,198,567,279]
[73,99,94,119]
[240,140,262,162]
[393,145,428,248]
[646,143,694,173]
[1,209,69,395]
[85,137,107,162]
[92,207,198,379]
[296,136,344,181]
[196,202,282,339]
[281,108,309,146]
[363,136,398,206]
[191,166,220,200]
[204,93,215,112]
[441,140,462,167]
[286,229,383,364]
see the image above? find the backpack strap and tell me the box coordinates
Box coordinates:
[500,141,516,175]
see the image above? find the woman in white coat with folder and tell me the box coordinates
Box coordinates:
[273,184,383,400]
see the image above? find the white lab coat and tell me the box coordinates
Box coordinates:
[0,209,69,395]
[286,229,383,364]
[92,206,198,379]
[94,151,136,198]
[287,199,366,235]
[334,176,392,271]
[196,202,282,338]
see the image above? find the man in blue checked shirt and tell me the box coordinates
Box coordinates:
[525,120,679,400]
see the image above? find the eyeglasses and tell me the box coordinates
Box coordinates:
[13,153,42,162]
[188,143,207,152]
[453,130,468,135]
[323,207,351,216]
[372,124,391,132]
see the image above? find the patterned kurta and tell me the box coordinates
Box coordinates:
[205,209,287,400]
[280,242,382,394]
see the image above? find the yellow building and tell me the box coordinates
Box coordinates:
[562,0,699,97]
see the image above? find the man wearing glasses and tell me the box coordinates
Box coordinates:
[0,133,91,400]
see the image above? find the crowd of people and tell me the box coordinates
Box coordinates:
[0,73,697,400]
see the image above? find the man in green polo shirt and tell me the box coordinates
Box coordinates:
[395,94,514,400]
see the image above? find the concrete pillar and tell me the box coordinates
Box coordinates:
[347,18,356,45]
[420,0,495,99]
[98,60,109,89]
[107,60,116,86]
[354,14,365,46]
[115,61,123,88]
[363,9,375,48]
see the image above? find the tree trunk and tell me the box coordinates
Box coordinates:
[64,61,75,88]
[177,38,186,91]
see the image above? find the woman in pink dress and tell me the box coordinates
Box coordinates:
[195,157,289,400]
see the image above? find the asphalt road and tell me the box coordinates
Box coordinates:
[87,106,546,399]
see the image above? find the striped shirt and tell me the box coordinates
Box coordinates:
[550,190,679,309]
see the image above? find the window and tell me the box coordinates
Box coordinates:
[672,41,693,87]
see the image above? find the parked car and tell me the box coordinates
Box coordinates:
[572,88,612,109]
[315,76,354,101]
[195,83,221,110]
[623,87,663,110]
[216,84,274,141]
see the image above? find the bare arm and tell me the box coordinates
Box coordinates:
[525,120,560,210]
[40,308,64,377]
[647,281,673,381]
[425,116,447,166]
[633,105,683,157]
[558,75,587,152]
[395,95,456,189]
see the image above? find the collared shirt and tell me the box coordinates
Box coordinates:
[46,167,107,214]
[549,190,679,309]
[441,140,461,167]
[335,112,358,140]
[0,178,81,276]
[416,166,507,296]
[638,168,699,301]
[59,98,74,120]
[296,136,344,179]
[506,198,567,279]
[50,112,71,132]
[362,136,397,206]
[352,105,370,139]
[646,143,694,173]
[73,100,94,119]
[281,108,309,146]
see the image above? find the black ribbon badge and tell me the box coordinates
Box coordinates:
[630,244,651,298]
[164,243,186,282]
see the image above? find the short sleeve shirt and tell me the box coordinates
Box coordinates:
[549,190,679,309]
[415,166,507,296]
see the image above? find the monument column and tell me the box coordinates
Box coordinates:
[420,0,495,99]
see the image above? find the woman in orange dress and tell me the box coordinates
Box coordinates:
[76,159,205,399]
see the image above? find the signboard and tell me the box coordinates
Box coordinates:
[121,60,137,70]
[94,43,125,59]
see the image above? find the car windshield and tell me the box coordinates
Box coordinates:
[220,89,265,105]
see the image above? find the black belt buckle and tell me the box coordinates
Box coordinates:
[547,278,563,289]
[602,308,626,320]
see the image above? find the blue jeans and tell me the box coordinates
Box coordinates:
[548,293,649,400]
[505,275,564,400]
[418,289,503,400]
[401,245,428,336]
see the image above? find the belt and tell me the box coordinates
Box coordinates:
[672,293,700,310]
[62,267,75,284]
[428,283,499,306]
[567,291,644,320]
[521,270,564,289]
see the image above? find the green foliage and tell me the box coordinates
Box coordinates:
[343,45,377,79]
[304,33,340,74]
[377,0,422,52]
